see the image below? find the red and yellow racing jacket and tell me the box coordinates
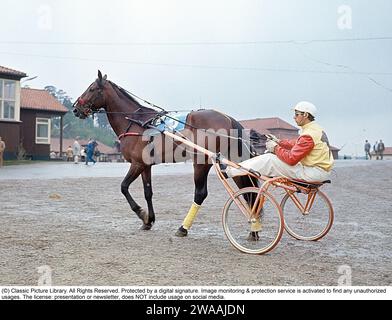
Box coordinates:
[274,121,334,172]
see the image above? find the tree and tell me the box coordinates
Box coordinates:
[95,112,111,129]
[45,85,117,146]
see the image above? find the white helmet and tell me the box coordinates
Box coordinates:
[294,101,317,117]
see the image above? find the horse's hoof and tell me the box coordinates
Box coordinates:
[247,232,259,242]
[136,208,150,225]
[140,223,153,231]
[175,226,188,237]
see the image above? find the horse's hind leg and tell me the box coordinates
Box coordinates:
[121,164,149,228]
[234,175,262,242]
[141,166,155,230]
[176,164,212,237]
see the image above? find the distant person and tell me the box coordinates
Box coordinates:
[85,139,97,165]
[66,146,73,162]
[114,140,121,152]
[0,136,5,167]
[72,138,81,164]
[94,148,101,162]
[377,139,385,160]
[364,140,372,160]
[373,141,379,160]
[50,151,56,159]
[80,147,86,162]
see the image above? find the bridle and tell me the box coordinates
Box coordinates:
[73,80,105,117]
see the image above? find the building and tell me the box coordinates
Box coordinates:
[382,147,392,160]
[20,88,68,160]
[0,65,68,160]
[240,117,300,140]
[0,66,27,160]
[50,138,121,162]
[240,117,340,159]
[371,147,392,160]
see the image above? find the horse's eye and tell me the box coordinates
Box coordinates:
[89,87,95,92]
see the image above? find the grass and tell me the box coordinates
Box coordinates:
[3,160,43,166]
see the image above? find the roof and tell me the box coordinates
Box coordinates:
[21,88,68,113]
[0,65,27,79]
[51,138,117,155]
[240,117,298,133]
[383,147,392,155]
[240,117,340,151]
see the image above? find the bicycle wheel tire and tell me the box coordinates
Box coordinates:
[222,187,284,255]
[281,190,334,241]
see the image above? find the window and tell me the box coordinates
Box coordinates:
[0,79,17,120]
[4,80,16,99]
[36,118,51,144]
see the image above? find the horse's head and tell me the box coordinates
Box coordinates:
[73,70,108,119]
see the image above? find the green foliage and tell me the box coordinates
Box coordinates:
[46,86,117,147]
[4,160,35,166]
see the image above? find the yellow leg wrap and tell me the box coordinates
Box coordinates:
[250,218,262,232]
[182,202,201,230]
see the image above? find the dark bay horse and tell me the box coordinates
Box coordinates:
[73,71,256,236]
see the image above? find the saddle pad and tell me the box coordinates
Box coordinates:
[151,111,190,135]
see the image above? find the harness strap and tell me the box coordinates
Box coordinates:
[119,115,162,140]
[118,132,144,140]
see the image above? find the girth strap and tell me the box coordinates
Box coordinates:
[118,132,144,140]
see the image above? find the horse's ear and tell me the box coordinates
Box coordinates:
[97,71,106,88]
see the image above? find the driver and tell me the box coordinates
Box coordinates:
[224,101,334,182]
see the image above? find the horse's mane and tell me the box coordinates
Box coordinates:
[108,81,156,113]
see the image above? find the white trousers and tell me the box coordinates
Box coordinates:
[227,153,330,182]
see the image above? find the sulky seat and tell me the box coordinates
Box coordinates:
[287,178,331,189]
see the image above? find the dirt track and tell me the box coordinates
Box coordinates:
[0,161,391,286]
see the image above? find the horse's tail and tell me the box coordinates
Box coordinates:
[228,116,258,160]
[228,116,260,191]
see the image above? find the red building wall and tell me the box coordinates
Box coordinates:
[0,121,21,159]
[20,109,52,160]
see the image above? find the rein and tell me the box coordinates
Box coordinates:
[108,81,166,113]
[76,81,257,156]
[97,108,258,156]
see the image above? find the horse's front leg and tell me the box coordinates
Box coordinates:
[141,166,155,230]
[121,164,149,228]
[176,164,212,237]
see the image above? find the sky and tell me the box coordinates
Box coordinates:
[1,0,391,156]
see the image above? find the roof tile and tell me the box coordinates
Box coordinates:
[240,117,298,132]
[240,117,340,151]
[0,65,27,78]
[21,88,68,113]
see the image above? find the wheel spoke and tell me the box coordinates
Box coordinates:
[222,188,284,255]
[282,190,334,241]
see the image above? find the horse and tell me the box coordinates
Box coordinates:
[73,71,257,237]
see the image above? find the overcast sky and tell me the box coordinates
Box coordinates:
[1,0,391,156]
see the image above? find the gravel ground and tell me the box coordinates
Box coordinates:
[0,161,391,286]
